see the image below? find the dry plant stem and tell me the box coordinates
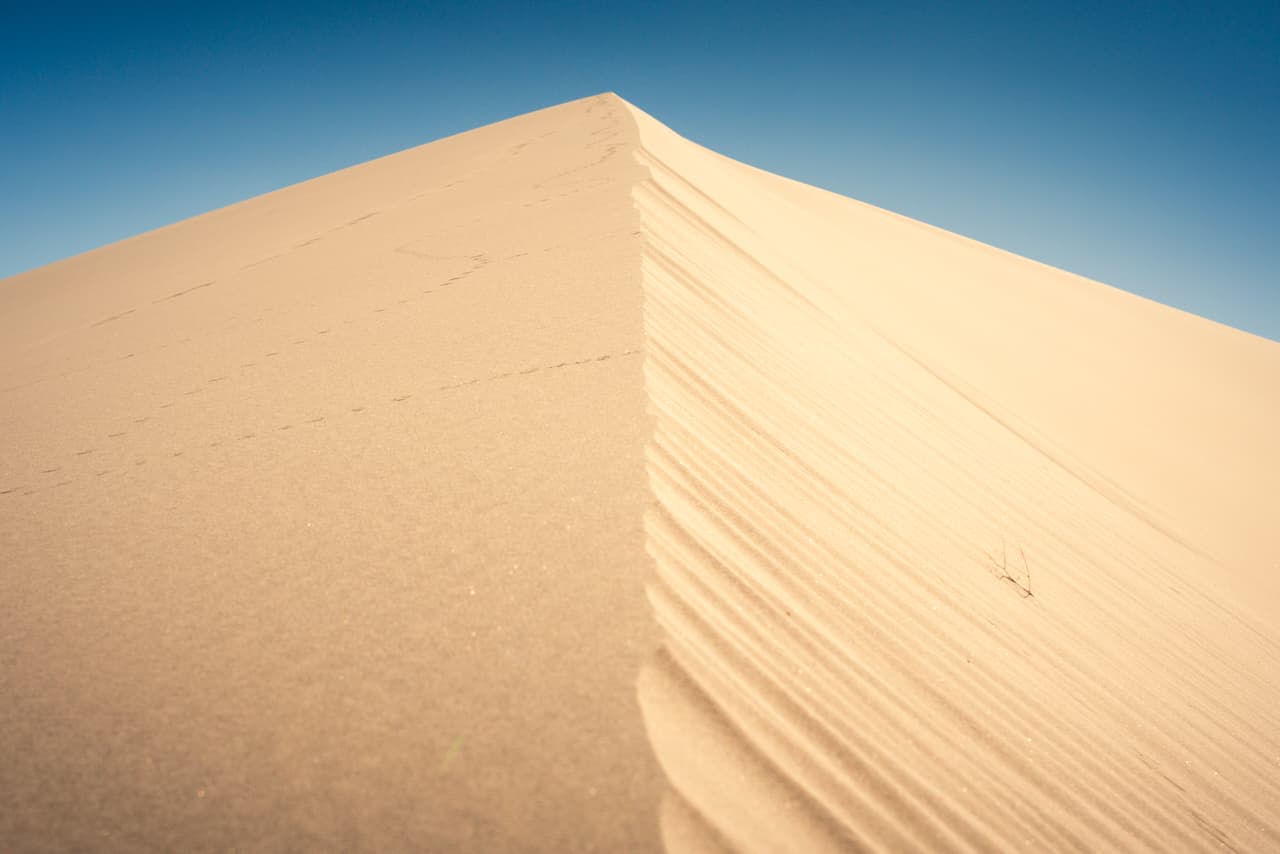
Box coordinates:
[986,538,1034,598]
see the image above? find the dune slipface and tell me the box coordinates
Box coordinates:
[627,103,1280,852]
[3,94,1279,852]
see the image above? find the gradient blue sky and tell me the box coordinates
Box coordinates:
[3,1,1277,340]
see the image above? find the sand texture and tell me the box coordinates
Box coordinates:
[3,93,1279,852]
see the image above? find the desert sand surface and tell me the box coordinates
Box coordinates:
[3,93,1279,852]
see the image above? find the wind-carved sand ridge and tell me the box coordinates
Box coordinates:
[623,101,1280,851]
[1,93,1278,852]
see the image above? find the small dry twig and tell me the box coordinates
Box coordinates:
[985,537,1033,598]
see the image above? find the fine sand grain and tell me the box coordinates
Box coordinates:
[1,95,660,852]
[2,93,1278,852]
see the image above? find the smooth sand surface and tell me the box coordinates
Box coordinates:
[1,95,660,852]
[3,93,1279,852]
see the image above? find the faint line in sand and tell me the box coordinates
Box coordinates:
[437,348,641,392]
[90,308,136,328]
[153,281,214,303]
[438,737,465,774]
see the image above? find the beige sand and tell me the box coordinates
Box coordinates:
[2,94,1278,852]
[1,95,660,852]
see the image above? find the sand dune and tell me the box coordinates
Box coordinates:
[628,102,1280,851]
[2,93,1278,852]
[1,95,660,852]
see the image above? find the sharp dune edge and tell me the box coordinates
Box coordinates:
[627,100,1280,852]
[2,94,1279,851]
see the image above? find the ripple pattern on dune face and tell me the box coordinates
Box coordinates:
[4,90,1279,852]
[622,103,1280,852]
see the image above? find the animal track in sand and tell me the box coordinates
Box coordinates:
[532,143,621,190]
[17,251,496,404]
[90,308,136,328]
[240,253,284,271]
[153,281,214,304]
[6,348,642,497]
[6,248,580,499]
[437,348,641,390]
[9,227,499,397]
[346,212,379,226]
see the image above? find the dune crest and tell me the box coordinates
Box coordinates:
[2,93,1277,852]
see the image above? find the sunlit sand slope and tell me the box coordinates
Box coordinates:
[627,102,1280,852]
[3,92,1277,853]
[1,94,661,852]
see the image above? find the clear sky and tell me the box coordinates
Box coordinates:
[3,1,1277,340]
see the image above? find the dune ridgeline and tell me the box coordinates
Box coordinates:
[2,93,1278,852]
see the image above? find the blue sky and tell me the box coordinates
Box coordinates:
[2,1,1277,340]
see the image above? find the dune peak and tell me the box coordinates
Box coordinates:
[2,93,1278,852]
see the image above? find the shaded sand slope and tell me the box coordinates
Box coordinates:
[628,103,1280,851]
[1,94,662,851]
